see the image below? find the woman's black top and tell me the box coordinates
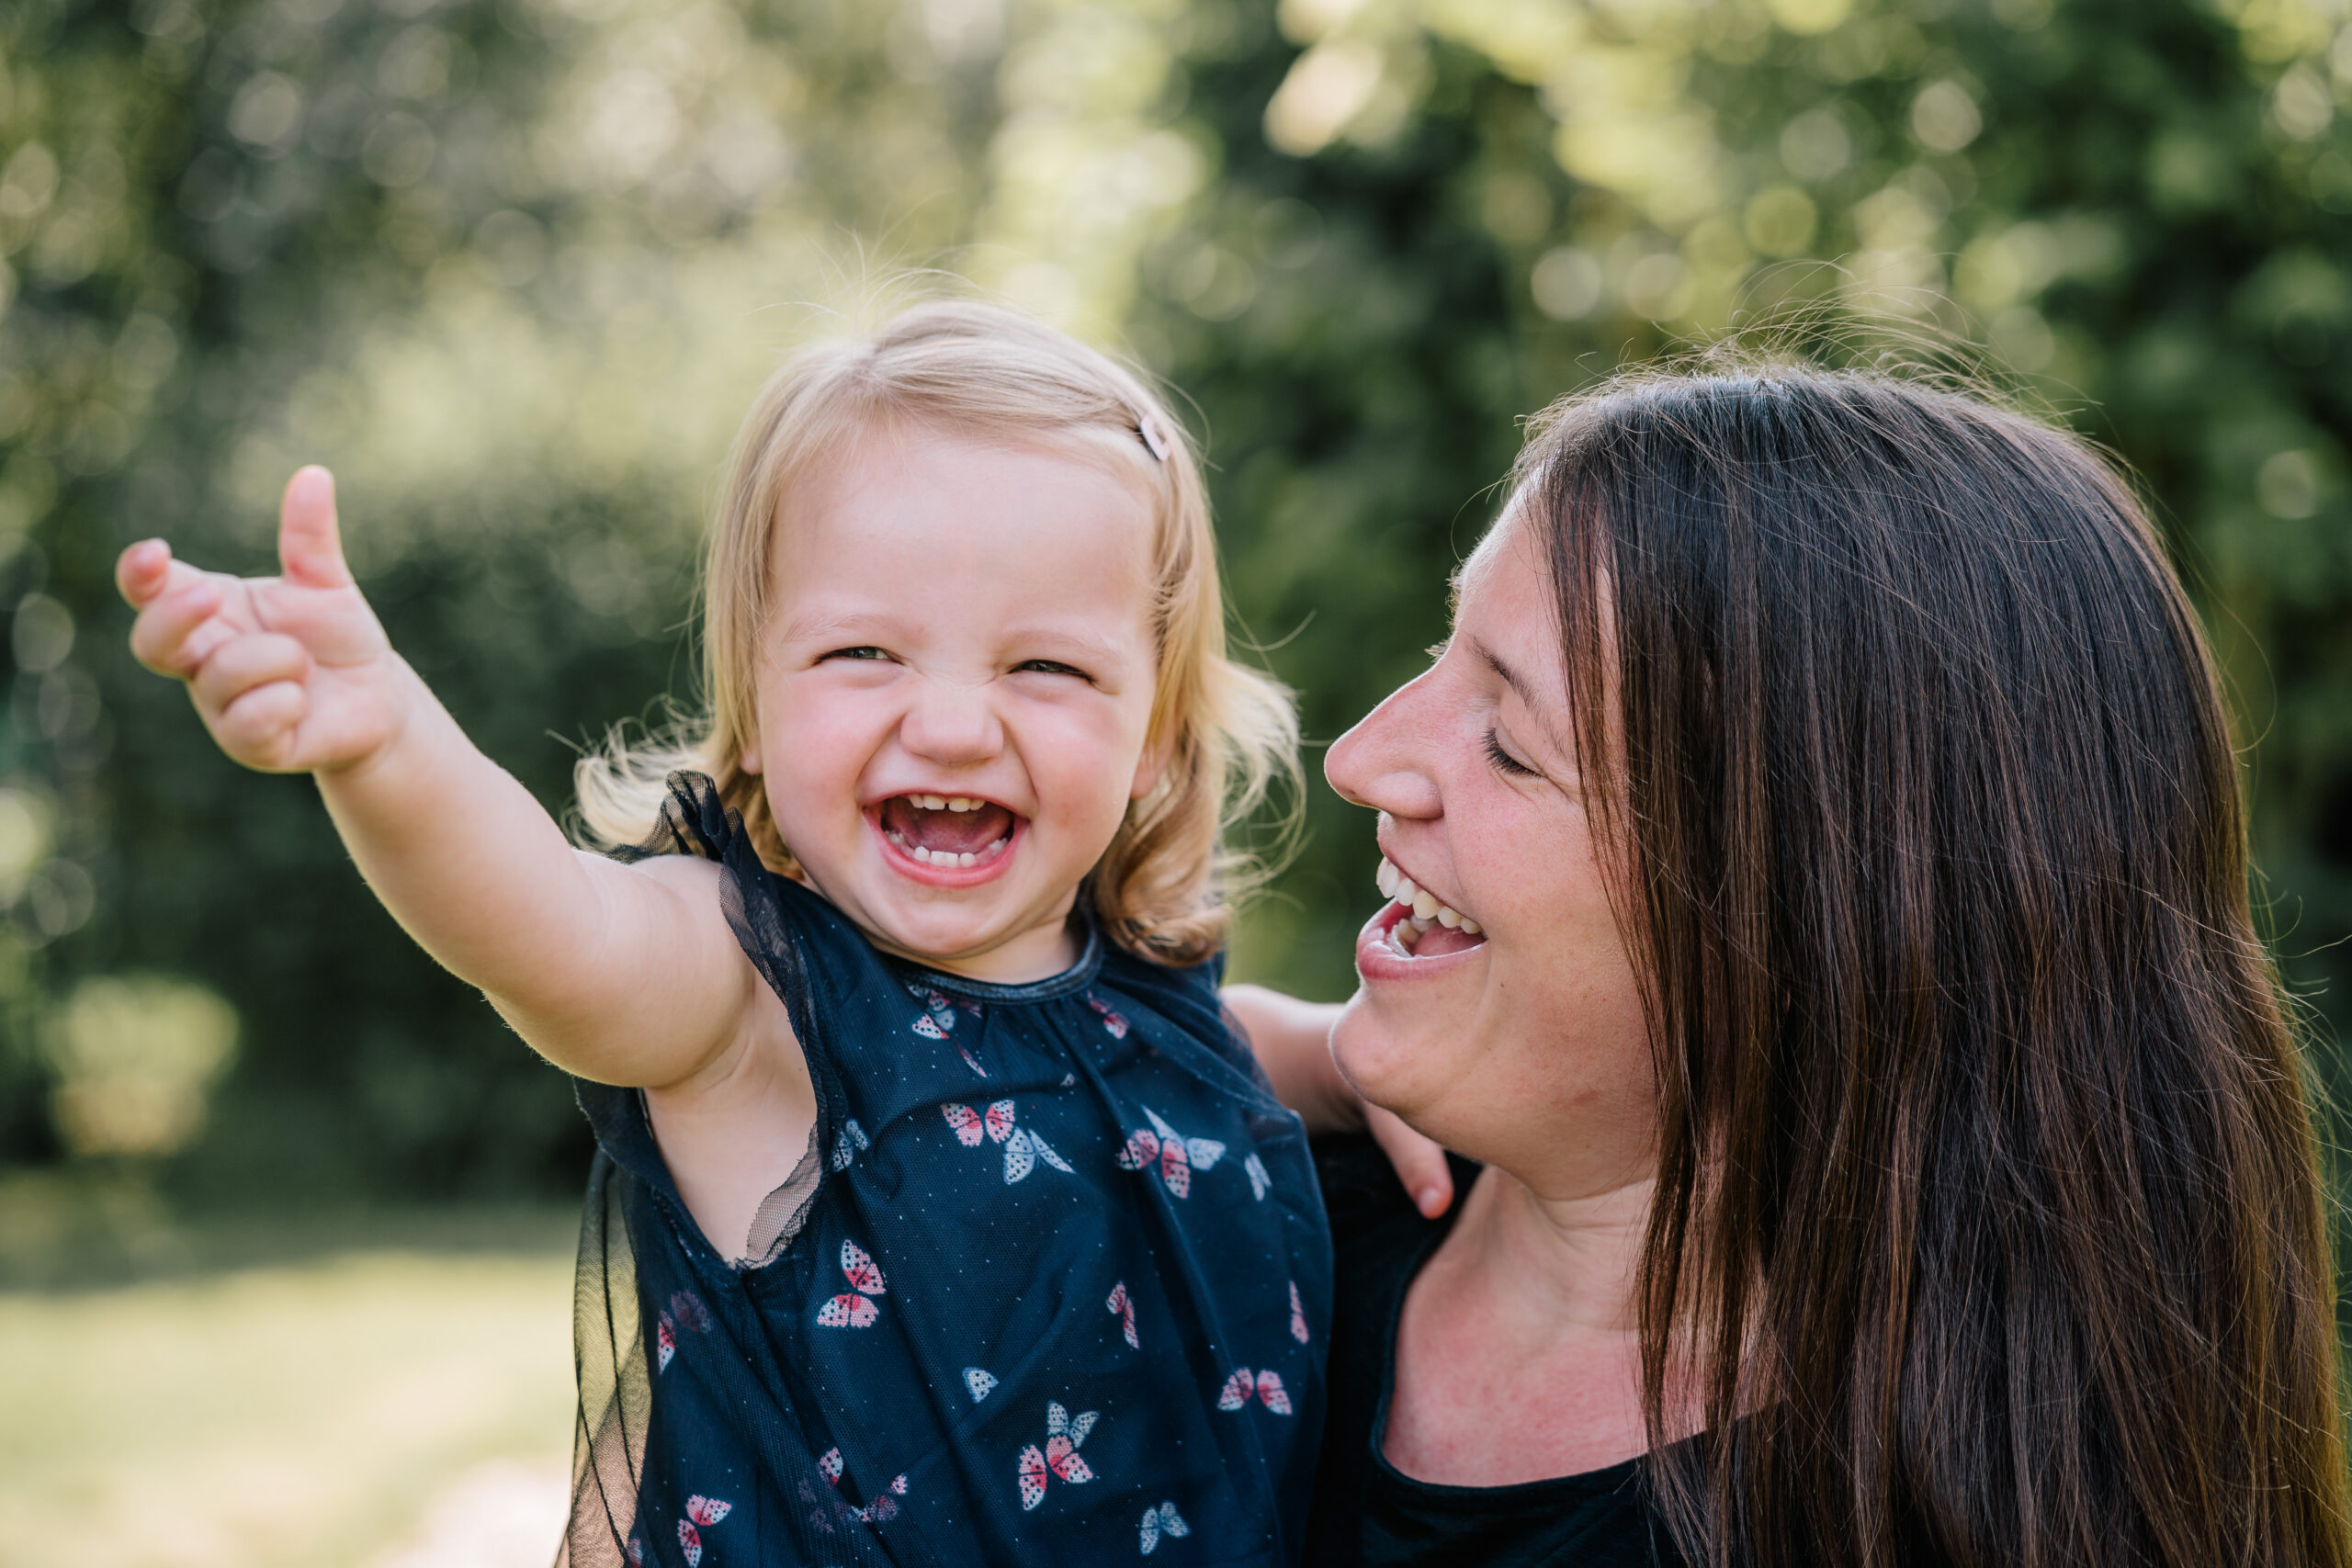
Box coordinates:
[1306,1135,1684,1568]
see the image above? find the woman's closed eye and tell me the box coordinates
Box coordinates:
[1484,728,1539,778]
[1014,658,1091,681]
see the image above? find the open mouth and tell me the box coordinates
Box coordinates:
[876,793,1019,872]
[1374,856,1487,958]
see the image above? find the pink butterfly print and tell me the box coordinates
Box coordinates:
[1106,1280,1139,1348]
[628,1538,645,1566]
[1017,1401,1099,1509]
[1216,1367,1294,1416]
[1291,1280,1310,1344]
[1087,995,1129,1038]
[912,1013,947,1040]
[815,1240,887,1327]
[807,1446,908,1526]
[1114,1107,1226,1199]
[942,1099,1074,1182]
[1140,1500,1191,1554]
[674,1494,731,1567]
[656,1290,712,1373]
[957,1044,989,1077]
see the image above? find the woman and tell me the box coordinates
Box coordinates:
[1234,361,2352,1567]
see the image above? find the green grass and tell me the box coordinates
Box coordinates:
[0,1178,577,1568]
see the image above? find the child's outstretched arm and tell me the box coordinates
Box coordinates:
[117,468,795,1114]
[1221,983,1455,1217]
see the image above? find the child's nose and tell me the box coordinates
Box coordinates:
[899,680,1003,767]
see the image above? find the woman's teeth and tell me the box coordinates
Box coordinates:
[1374,855,1481,953]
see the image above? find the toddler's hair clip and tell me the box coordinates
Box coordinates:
[1136,411,1173,463]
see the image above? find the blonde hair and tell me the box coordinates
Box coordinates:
[575,299,1299,965]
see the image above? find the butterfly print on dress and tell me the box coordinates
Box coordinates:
[815,1240,887,1327]
[1087,995,1129,1038]
[675,1495,731,1567]
[1291,1280,1310,1343]
[1216,1367,1294,1415]
[1017,1401,1099,1509]
[1139,1500,1191,1554]
[1115,1107,1227,1199]
[802,1447,909,1531]
[831,1117,870,1172]
[964,1366,999,1402]
[1244,1152,1271,1201]
[942,1099,1075,1182]
[1106,1280,1139,1348]
[656,1289,712,1373]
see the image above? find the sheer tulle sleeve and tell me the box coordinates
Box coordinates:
[559,773,888,1568]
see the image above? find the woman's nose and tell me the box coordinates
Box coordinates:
[899,679,1003,766]
[1325,672,1443,820]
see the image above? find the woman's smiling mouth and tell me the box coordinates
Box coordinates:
[1367,854,1487,960]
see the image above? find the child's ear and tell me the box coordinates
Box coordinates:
[1130,731,1174,800]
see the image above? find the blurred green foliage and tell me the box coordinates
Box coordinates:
[2,0,2347,1201]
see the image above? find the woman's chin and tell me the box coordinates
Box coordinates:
[1329,987,1453,1126]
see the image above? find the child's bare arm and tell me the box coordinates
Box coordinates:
[1221,982,1455,1216]
[118,466,772,1096]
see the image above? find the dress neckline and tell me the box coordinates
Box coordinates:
[883,913,1104,1004]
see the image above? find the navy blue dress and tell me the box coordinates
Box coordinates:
[562,774,1331,1568]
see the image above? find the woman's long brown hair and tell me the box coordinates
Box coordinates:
[1515,362,2351,1568]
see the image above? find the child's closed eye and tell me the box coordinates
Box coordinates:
[819,646,893,663]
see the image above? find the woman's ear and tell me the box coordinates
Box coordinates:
[740,731,763,775]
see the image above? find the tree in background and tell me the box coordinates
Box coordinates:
[1,0,2346,1201]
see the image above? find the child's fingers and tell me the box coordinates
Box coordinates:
[214,679,308,761]
[1365,1102,1455,1218]
[128,581,227,676]
[188,633,312,716]
[116,539,173,606]
[277,466,353,589]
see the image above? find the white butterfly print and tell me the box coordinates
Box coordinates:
[807,1447,909,1527]
[940,1099,1074,1182]
[831,1117,870,1172]
[1114,1107,1227,1199]
[815,1240,887,1327]
[1291,1280,1310,1344]
[1106,1280,1139,1348]
[1216,1366,1294,1416]
[675,1495,731,1567]
[1017,1400,1099,1509]
[964,1366,999,1402]
[656,1314,675,1372]
[1244,1152,1271,1201]
[1139,1500,1191,1554]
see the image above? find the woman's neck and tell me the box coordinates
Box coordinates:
[1383,1157,1658,1486]
[1451,1159,1654,1338]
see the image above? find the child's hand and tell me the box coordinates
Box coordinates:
[118,466,409,775]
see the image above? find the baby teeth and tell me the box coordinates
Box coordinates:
[1374,856,1484,945]
[909,794,984,812]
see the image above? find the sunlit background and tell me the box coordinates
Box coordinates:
[5,0,2351,1560]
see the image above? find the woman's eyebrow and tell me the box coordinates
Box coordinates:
[1468,636,1535,707]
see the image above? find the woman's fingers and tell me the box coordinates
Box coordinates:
[1365,1102,1454,1218]
[189,632,312,716]
[277,466,353,589]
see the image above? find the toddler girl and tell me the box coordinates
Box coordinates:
[118,302,1330,1566]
